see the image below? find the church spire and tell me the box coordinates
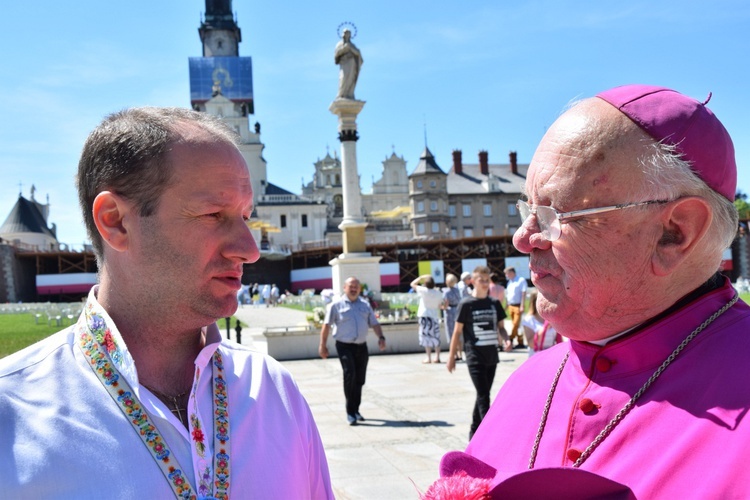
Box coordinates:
[199,0,241,57]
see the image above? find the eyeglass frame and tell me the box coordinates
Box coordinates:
[516,199,671,241]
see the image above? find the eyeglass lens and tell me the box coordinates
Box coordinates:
[517,201,561,241]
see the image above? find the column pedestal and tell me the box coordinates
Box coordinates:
[329,253,382,297]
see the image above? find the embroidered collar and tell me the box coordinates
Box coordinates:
[75,287,231,499]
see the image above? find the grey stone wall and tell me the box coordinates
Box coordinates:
[0,244,18,303]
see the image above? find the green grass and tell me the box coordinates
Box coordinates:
[0,313,64,358]
[0,313,248,359]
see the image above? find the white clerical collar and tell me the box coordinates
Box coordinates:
[588,324,641,346]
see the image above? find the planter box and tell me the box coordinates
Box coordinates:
[253,320,451,361]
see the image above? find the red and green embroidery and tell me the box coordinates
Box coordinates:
[76,300,231,499]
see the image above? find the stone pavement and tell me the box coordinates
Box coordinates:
[233,305,528,499]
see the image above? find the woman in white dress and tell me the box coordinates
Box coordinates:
[411,274,445,363]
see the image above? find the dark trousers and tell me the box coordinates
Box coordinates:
[467,358,497,438]
[335,341,369,415]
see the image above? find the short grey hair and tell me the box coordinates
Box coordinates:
[638,141,738,253]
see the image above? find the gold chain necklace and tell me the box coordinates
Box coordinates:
[529,293,739,469]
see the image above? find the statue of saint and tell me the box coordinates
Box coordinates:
[334,29,363,100]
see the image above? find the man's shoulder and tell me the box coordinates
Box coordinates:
[217,342,308,396]
[458,295,480,308]
[218,341,295,379]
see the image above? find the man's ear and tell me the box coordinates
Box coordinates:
[651,197,712,277]
[92,191,133,253]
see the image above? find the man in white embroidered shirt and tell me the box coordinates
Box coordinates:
[0,107,334,498]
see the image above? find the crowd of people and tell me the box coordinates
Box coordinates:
[237,282,285,307]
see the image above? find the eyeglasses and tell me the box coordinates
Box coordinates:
[516,199,670,242]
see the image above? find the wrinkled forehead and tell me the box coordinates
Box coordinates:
[525,99,653,207]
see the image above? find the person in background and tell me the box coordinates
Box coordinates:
[522,291,562,356]
[504,267,527,349]
[319,276,386,425]
[442,273,463,362]
[412,274,445,364]
[0,107,333,498]
[488,272,506,306]
[261,283,271,307]
[438,85,748,498]
[457,271,473,299]
[447,266,511,439]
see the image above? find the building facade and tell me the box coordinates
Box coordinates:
[192,1,527,254]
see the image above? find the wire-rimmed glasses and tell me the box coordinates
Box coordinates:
[516,199,670,241]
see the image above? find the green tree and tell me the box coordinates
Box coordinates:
[736,191,750,220]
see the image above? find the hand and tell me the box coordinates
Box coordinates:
[319,344,329,359]
[378,337,386,351]
[503,340,512,352]
[446,357,456,373]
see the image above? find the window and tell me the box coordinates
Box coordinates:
[483,204,492,216]
[430,180,437,188]
[280,215,287,228]
[417,201,424,212]
[418,222,425,234]
[448,204,456,217]
[430,201,438,211]
[416,180,423,189]
[335,174,340,185]
[508,202,518,216]
[301,214,308,227]
[432,222,440,233]
[462,204,472,217]
[464,228,474,237]
[484,227,493,236]
[450,228,458,239]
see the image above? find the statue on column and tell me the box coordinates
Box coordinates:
[334,25,363,100]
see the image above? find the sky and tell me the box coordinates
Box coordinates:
[1,0,748,249]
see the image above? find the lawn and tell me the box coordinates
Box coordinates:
[0,314,64,358]
[0,313,247,359]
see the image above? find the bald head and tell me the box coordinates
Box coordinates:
[526,98,656,210]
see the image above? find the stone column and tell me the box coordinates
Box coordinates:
[329,98,367,252]
[328,98,381,294]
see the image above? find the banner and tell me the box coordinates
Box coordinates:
[503,256,531,280]
[461,258,487,275]
[418,260,445,284]
[290,263,402,291]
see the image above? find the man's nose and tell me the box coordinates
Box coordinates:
[227,217,260,264]
[513,214,550,253]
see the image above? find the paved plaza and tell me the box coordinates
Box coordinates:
[233,305,528,499]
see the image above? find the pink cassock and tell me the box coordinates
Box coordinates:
[464,278,750,498]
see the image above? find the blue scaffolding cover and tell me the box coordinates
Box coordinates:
[189,56,253,104]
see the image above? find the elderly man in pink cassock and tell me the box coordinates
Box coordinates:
[428,85,749,499]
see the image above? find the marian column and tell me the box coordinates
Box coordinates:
[328,24,381,294]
